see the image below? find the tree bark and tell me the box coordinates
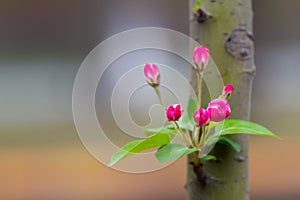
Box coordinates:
[186,0,255,199]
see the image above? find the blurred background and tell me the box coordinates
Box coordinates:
[1,0,300,199]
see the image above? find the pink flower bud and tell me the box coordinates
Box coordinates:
[222,84,234,98]
[166,104,183,121]
[207,99,231,122]
[144,63,160,87]
[193,46,209,72]
[193,108,211,127]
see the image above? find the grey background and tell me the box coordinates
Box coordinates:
[0,0,299,199]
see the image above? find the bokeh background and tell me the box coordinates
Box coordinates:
[1,0,300,199]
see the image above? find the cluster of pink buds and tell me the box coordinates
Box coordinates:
[164,84,233,125]
[109,44,277,169]
[192,85,233,126]
[143,46,234,127]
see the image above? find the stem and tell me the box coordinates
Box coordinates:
[185,129,194,147]
[154,87,165,109]
[204,124,213,139]
[173,121,193,147]
[198,126,206,148]
[191,151,200,166]
[191,126,197,147]
[193,126,200,146]
[196,72,202,108]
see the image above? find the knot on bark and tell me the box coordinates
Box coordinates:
[194,8,211,23]
[225,28,254,60]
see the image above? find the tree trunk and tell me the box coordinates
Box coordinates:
[186,0,255,199]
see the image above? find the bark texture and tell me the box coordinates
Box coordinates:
[186,0,256,199]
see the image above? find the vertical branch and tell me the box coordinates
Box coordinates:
[186,0,256,199]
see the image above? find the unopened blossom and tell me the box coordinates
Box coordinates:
[144,63,160,87]
[207,99,231,122]
[222,84,234,99]
[193,46,209,72]
[166,104,183,121]
[193,108,211,127]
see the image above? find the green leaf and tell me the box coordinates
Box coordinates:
[144,126,177,136]
[155,143,198,163]
[177,98,197,131]
[217,137,241,152]
[200,155,216,161]
[192,7,198,12]
[178,115,194,131]
[187,98,197,122]
[108,133,170,167]
[215,119,280,139]
[196,0,201,8]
